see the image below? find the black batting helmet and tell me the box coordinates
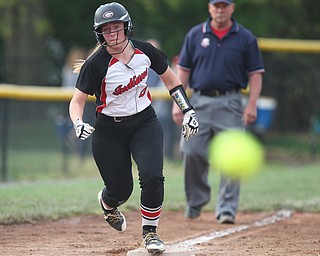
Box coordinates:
[93,2,133,46]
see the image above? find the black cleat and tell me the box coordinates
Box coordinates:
[98,190,127,232]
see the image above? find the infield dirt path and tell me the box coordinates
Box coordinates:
[1,211,319,256]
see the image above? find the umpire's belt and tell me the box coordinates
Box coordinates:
[195,88,240,97]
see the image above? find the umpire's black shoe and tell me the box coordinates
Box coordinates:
[217,213,235,224]
[98,191,127,232]
[143,230,165,254]
[185,205,202,219]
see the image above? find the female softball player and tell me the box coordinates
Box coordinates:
[69,2,199,254]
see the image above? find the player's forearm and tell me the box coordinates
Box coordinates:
[69,101,85,124]
[69,89,88,124]
[160,67,182,91]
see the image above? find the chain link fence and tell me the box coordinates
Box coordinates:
[1,40,320,181]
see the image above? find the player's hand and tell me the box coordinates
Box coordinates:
[182,109,199,140]
[74,119,95,140]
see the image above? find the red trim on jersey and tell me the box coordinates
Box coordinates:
[97,57,119,113]
[96,77,107,113]
[135,48,144,54]
[147,90,152,102]
[110,57,119,66]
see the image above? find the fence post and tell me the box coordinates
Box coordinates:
[1,99,9,182]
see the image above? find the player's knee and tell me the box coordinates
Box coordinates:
[118,182,133,204]
[141,175,164,207]
[141,175,164,192]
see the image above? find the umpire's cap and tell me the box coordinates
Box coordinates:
[209,0,234,4]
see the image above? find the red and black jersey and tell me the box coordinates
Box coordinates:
[76,39,168,117]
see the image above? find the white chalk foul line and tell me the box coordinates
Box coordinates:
[179,209,292,247]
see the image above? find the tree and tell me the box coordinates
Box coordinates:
[0,0,49,85]
[0,0,319,107]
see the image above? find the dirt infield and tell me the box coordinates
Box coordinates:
[1,211,319,256]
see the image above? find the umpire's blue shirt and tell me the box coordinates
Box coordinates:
[178,19,265,91]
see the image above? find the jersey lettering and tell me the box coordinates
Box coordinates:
[113,68,148,96]
[139,86,147,98]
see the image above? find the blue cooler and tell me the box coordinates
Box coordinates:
[254,97,277,133]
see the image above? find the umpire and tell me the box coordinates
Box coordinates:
[172,0,265,224]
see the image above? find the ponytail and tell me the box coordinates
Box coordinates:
[73,44,101,73]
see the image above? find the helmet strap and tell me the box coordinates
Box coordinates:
[106,39,130,55]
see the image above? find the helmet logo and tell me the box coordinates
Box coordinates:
[103,11,114,19]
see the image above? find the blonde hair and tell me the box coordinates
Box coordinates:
[64,46,86,69]
[73,44,100,74]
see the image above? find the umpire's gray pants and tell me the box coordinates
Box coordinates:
[180,91,244,219]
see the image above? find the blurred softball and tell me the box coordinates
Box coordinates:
[209,129,265,180]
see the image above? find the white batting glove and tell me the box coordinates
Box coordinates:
[182,109,199,141]
[74,119,95,140]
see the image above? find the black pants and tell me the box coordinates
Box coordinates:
[92,106,164,209]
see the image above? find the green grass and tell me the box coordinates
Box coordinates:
[238,163,320,212]
[263,132,320,157]
[3,104,319,224]
[0,159,319,224]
